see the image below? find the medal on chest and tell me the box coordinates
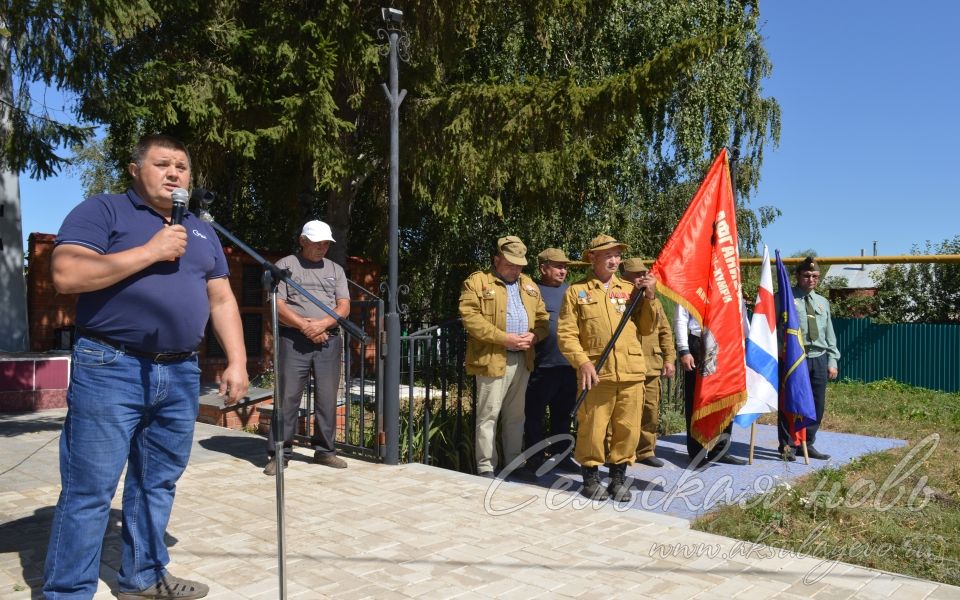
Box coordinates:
[577,290,594,304]
[609,290,627,313]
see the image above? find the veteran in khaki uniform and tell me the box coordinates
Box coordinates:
[557,235,659,501]
[459,236,550,477]
[621,258,675,467]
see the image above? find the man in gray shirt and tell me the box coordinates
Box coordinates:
[264,220,351,475]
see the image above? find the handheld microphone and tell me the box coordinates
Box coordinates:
[171,188,189,225]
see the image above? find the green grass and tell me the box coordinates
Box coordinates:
[694,379,960,586]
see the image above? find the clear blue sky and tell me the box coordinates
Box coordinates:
[18,0,960,257]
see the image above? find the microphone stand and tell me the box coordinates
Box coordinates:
[198,205,369,600]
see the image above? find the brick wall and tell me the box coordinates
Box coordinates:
[0,355,70,412]
[27,233,381,383]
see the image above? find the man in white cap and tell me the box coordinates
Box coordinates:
[459,235,550,478]
[264,220,351,475]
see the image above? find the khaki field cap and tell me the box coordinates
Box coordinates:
[538,248,570,264]
[621,257,649,273]
[583,234,629,259]
[796,256,820,274]
[498,235,529,266]
[301,220,335,242]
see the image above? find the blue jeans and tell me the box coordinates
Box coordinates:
[43,337,200,598]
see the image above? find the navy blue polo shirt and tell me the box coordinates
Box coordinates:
[534,281,571,369]
[56,189,229,353]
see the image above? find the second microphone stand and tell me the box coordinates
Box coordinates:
[198,204,368,600]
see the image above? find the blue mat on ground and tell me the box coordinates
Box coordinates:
[514,424,906,521]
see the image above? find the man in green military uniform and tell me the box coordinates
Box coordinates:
[621,258,675,468]
[459,236,550,478]
[557,235,659,502]
[778,256,840,461]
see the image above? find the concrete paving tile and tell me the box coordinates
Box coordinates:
[694,577,756,597]
[5,410,959,600]
[811,587,859,599]
[851,573,902,597]
[927,585,960,599]
[403,577,476,599]
[890,579,945,600]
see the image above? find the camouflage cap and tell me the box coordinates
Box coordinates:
[583,234,629,259]
[621,257,649,273]
[537,248,570,264]
[497,235,528,266]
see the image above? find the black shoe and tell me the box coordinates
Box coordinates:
[779,447,797,462]
[715,454,747,466]
[638,456,665,468]
[263,455,289,476]
[118,573,209,599]
[551,454,579,473]
[806,445,831,460]
[580,466,609,501]
[507,464,538,481]
[606,463,632,502]
[313,451,348,469]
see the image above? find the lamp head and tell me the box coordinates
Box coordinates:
[381,7,403,25]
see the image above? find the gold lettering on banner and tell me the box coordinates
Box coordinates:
[711,210,740,304]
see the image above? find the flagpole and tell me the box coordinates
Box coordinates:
[569,289,648,418]
[730,145,755,466]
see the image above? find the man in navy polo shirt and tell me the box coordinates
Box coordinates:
[43,134,249,600]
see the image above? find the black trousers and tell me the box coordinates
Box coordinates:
[524,365,577,457]
[683,334,734,461]
[778,353,828,448]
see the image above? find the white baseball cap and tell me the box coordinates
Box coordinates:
[301,220,335,242]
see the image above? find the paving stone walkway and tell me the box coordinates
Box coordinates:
[1,410,956,599]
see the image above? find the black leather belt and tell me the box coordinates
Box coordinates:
[77,330,196,363]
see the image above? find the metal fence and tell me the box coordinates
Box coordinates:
[397,317,692,471]
[290,292,384,460]
[834,317,960,392]
[399,319,476,470]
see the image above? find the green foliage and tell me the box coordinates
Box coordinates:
[6,0,781,323]
[66,137,125,195]
[1,0,158,178]
[400,397,475,471]
[821,275,880,319]
[872,237,960,324]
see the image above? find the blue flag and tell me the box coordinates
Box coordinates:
[775,250,817,442]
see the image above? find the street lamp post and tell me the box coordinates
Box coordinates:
[379,7,408,465]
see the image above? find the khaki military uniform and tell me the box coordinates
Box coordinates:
[459,271,549,376]
[635,301,676,460]
[557,275,658,467]
[459,270,549,473]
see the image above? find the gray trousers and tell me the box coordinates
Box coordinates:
[267,329,342,457]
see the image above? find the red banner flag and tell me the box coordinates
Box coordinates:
[650,149,747,447]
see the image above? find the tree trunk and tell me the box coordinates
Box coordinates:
[0,33,31,351]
